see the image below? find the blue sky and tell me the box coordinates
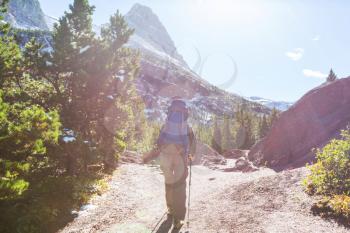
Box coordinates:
[38,0,350,102]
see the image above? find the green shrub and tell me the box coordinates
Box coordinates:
[0,91,61,200]
[304,127,350,196]
[304,127,350,224]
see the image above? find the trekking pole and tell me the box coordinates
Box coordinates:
[187,157,192,229]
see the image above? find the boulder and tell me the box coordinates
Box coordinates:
[235,157,250,170]
[193,141,226,167]
[222,157,258,173]
[248,77,350,171]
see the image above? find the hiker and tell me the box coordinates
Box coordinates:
[143,98,196,230]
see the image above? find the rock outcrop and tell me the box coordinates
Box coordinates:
[248,77,350,171]
[125,3,185,66]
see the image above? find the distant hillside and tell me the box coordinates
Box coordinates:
[248,96,294,111]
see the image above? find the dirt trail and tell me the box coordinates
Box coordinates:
[59,162,349,233]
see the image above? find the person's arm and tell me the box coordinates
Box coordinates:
[142,125,164,164]
[142,147,160,164]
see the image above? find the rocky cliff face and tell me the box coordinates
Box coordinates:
[3,0,48,30]
[248,77,350,171]
[125,3,186,66]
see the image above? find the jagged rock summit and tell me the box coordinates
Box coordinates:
[248,77,350,171]
[125,3,186,66]
[3,0,48,30]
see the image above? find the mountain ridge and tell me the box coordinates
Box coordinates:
[247,96,294,111]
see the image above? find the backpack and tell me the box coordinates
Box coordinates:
[157,99,190,155]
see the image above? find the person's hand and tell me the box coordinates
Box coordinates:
[142,148,161,164]
[142,153,151,164]
[188,154,195,162]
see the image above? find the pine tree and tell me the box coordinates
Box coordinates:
[211,117,222,154]
[42,0,142,172]
[16,0,142,173]
[258,115,269,139]
[222,115,234,152]
[269,107,279,128]
[0,0,21,89]
[234,103,255,149]
[0,92,60,199]
[327,69,337,82]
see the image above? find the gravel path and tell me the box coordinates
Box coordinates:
[59,162,349,233]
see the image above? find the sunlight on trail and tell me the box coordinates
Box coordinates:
[136,209,153,222]
[108,223,150,233]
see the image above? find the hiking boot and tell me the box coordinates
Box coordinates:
[173,219,184,230]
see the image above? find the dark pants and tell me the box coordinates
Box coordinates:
[165,179,187,221]
[159,145,188,221]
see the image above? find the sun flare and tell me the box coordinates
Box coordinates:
[191,0,263,25]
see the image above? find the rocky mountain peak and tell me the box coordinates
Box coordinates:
[4,0,48,30]
[125,3,185,64]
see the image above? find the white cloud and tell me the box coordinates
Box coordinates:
[303,69,327,79]
[312,35,320,41]
[286,48,304,61]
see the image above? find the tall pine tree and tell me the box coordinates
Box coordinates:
[258,114,269,139]
[327,68,337,82]
[22,0,143,172]
[212,117,223,154]
[222,115,234,152]
[234,103,255,149]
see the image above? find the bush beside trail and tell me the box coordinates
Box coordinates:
[304,127,350,226]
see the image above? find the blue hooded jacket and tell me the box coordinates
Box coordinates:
[157,99,190,155]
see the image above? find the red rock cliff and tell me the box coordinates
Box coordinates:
[248,77,350,171]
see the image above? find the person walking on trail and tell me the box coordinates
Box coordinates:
[143,97,196,230]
